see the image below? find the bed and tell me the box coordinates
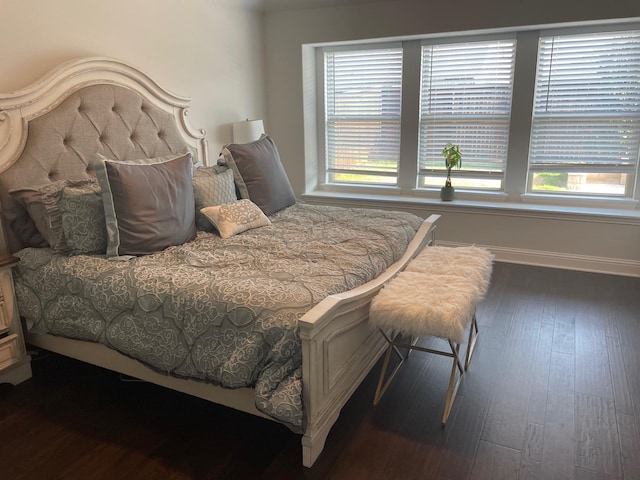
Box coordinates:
[0,57,439,467]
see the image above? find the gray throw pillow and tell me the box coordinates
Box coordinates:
[220,135,296,216]
[94,152,197,257]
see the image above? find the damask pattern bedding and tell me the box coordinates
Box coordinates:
[13,203,423,431]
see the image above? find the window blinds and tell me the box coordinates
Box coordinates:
[417,40,516,186]
[529,30,640,174]
[324,48,403,184]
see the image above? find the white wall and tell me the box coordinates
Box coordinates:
[264,0,640,276]
[0,0,266,157]
[1,0,639,275]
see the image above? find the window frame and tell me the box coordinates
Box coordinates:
[526,27,640,200]
[322,43,404,186]
[417,35,517,192]
[309,20,640,209]
[316,42,404,190]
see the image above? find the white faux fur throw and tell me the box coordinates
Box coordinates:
[370,246,494,344]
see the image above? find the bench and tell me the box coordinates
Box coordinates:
[369,245,494,424]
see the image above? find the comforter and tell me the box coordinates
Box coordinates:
[13,203,423,431]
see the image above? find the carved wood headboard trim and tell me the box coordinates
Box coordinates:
[0,56,208,172]
[0,57,209,254]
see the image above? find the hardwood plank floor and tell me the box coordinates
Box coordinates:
[1,262,639,479]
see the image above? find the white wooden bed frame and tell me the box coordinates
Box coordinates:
[0,57,439,467]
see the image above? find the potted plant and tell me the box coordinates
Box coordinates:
[441,143,462,201]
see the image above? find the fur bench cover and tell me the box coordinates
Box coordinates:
[370,246,494,343]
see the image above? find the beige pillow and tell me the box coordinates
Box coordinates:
[200,199,271,239]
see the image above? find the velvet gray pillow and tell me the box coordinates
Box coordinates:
[94,152,197,257]
[220,135,296,216]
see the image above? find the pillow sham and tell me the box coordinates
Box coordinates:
[94,152,197,257]
[11,179,100,253]
[59,182,108,254]
[2,204,48,249]
[192,165,237,231]
[10,188,53,247]
[220,135,296,216]
[200,199,271,239]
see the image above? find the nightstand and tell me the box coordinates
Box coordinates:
[0,255,32,385]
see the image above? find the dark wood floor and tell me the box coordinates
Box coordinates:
[1,262,639,479]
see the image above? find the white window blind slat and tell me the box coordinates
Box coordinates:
[529,30,640,174]
[417,40,516,187]
[325,48,403,184]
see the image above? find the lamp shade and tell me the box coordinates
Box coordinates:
[232,119,265,144]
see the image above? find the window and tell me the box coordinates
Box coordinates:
[312,22,640,206]
[324,47,403,185]
[528,30,640,197]
[418,40,516,190]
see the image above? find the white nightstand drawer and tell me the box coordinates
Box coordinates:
[0,334,20,370]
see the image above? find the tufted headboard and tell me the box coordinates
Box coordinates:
[0,57,208,253]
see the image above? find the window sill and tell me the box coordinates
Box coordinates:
[521,193,639,210]
[301,189,640,225]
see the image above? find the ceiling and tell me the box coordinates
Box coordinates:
[259,0,389,12]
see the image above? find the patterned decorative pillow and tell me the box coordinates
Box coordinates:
[200,199,271,239]
[192,166,237,231]
[59,182,107,254]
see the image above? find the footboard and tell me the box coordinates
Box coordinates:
[298,214,440,467]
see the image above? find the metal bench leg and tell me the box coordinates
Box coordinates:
[374,332,467,426]
[465,313,479,370]
[442,340,465,425]
[373,331,414,405]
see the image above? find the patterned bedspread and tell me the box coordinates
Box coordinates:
[13,203,423,432]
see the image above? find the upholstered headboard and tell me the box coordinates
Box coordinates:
[0,57,208,253]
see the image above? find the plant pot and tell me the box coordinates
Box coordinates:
[440,185,455,201]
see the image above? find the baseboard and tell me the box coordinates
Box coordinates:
[437,241,640,278]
